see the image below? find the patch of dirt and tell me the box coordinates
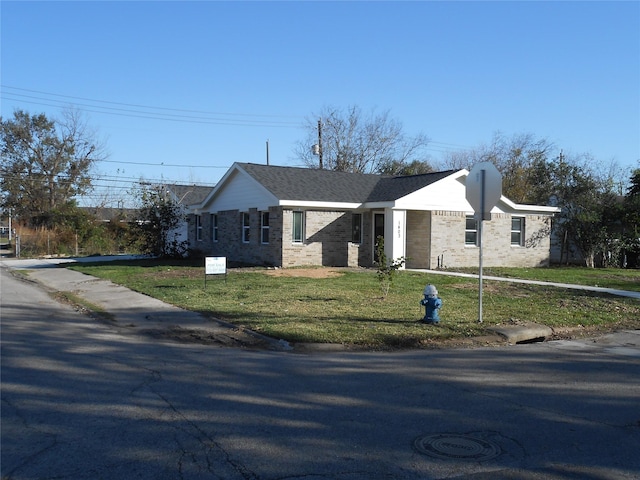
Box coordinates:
[548,324,624,341]
[262,268,345,279]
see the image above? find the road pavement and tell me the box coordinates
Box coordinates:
[1,259,639,479]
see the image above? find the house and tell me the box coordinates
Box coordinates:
[160,184,216,247]
[188,162,560,269]
[81,206,140,224]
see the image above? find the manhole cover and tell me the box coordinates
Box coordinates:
[414,433,501,460]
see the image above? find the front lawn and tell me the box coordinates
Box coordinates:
[68,261,640,349]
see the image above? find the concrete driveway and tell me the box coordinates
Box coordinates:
[1,263,639,479]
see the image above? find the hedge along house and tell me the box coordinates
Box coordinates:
[188,162,560,269]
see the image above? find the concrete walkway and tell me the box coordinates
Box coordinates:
[408,268,640,299]
[0,256,289,350]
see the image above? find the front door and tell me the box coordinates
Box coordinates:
[374,213,385,263]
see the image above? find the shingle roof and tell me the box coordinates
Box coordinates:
[164,184,215,205]
[366,170,458,202]
[237,163,458,203]
[238,163,380,202]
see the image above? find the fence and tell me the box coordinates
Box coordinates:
[3,226,137,259]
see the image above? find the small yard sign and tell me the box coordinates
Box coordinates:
[205,256,226,286]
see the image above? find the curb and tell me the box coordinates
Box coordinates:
[488,322,554,344]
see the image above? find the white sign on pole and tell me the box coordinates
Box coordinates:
[205,256,226,275]
[205,256,227,287]
[465,163,502,323]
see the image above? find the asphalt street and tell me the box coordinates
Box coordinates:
[1,262,639,480]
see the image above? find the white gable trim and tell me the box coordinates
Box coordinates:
[387,168,559,216]
[498,196,560,215]
[194,163,279,213]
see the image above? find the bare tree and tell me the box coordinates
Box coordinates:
[1,108,107,224]
[295,105,431,174]
[441,132,554,204]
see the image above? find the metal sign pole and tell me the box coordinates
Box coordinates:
[478,169,485,323]
[466,162,501,325]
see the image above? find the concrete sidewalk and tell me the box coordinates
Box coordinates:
[408,268,640,300]
[1,257,289,350]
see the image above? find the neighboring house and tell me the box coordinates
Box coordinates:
[188,162,560,269]
[82,207,140,224]
[160,184,216,247]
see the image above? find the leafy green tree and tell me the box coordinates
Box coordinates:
[622,168,640,266]
[374,236,406,298]
[296,105,431,174]
[0,109,105,225]
[377,159,434,176]
[530,153,627,267]
[133,184,187,258]
[444,132,635,268]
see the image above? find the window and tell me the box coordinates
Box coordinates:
[196,215,203,241]
[242,212,250,243]
[465,216,477,246]
[211,213,218,242]
[292,211,304,243]
[352,213,362,244]
[511,217,525,246]
[261,212,269,244]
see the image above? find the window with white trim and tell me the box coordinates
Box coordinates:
[211,213,218,242]
[261,212,269,244]
[196,215,203,241]
[242,212,250,243]
[292,211,304,243]
[465,216,477,246]
[511,217,525,246]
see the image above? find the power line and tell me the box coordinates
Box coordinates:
[1,85,303,127]
[2,85,301,119]
[2,86,474,152]
[1,94,302,128]
[99,159,230,169]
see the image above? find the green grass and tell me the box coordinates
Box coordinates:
[67,261,640,349]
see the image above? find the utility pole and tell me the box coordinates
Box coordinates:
[266,139,270,165]
[312,118,323,169]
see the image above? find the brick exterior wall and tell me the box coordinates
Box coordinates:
[428,211,552,268]
[406,210,431,269]
[281,209,372,267]
[188,208,374,267]
[188,208,551,269]
[188,207,282,266]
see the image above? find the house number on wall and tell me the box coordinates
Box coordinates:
[397,221,401,238]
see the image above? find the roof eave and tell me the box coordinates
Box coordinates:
[279,200,365,209]
[500,196,561,214]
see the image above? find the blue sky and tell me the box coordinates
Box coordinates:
[2,1,639,206]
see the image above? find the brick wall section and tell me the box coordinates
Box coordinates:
[189,207,372,267]
[406,210,430,269]
[358,212,374,267]
[429,211,552,268]
[281,209,372,268]
[188,208,551,268]
[188,207,282,266]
